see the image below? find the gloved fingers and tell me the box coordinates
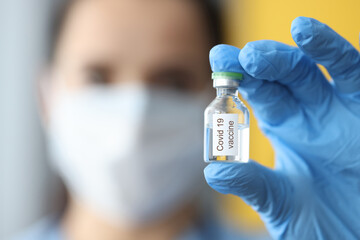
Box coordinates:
[238,80,300,126]
[210,44,300,126]
[210,44,243,73]
[238,40,331,106]
[204,161,292,219]
[291,17,360,94]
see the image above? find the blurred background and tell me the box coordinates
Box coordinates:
[1,0,360,239]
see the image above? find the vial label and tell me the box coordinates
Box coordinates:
[212,114,239,156]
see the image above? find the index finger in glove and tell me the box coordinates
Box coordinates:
[238,40,332,106]
[210,44,300,126]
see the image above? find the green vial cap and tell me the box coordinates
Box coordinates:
[212,72,244,80]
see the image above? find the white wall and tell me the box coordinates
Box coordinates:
[0,1,64,238]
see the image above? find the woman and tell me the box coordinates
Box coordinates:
[18,0,268,239]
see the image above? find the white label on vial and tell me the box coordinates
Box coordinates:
[213,114,239,156]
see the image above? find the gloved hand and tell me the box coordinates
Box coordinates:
[204,17,360,239]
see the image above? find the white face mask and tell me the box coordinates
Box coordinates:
[47,84,208,225]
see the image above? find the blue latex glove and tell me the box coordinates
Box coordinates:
[204,17,360,239]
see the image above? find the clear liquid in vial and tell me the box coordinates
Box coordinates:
[205,123,249,163]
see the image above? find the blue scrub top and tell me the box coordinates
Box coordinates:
[14,215,270,240]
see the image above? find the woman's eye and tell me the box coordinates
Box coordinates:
[162,77,187,90]
[152,70,193,92]
[85,66,112,85]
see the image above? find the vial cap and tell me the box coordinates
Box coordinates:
[212,72,244,88]
[212,72,244,80]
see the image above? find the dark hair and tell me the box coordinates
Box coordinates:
[48,0,222,61]
[48,0,74,61]
[196,0,223,44]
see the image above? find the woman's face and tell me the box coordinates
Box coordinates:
[50,0,212,94]
[43,1,213,222]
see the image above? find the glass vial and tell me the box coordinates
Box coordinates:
[204,72,249,163]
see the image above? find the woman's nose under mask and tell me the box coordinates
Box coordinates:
[47,84,209,225]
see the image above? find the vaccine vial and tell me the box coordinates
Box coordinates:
[204,72,249,163]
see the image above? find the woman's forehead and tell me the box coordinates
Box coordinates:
[54,0,210,66]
